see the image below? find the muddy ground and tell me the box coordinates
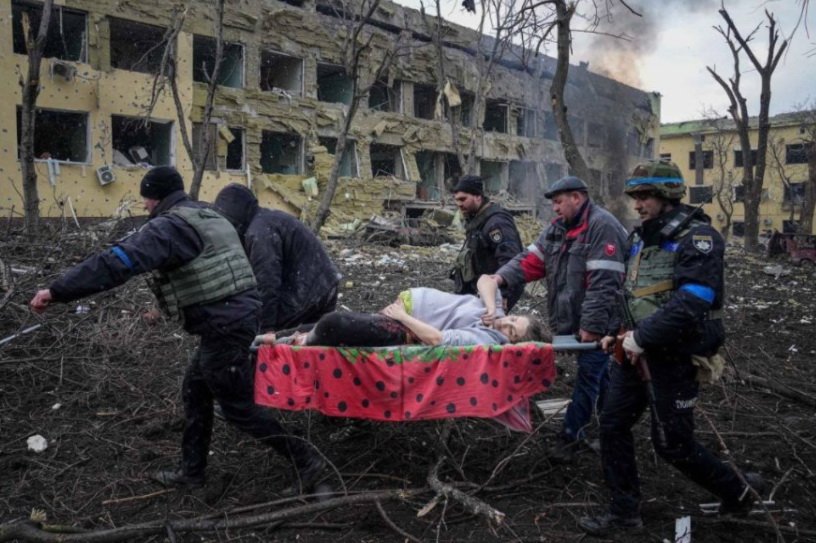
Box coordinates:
[1,220,815,543]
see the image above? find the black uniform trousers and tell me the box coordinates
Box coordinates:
[181,316,312,477]
[600,355,745,517]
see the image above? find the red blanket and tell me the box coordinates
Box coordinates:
[254,343,556,432]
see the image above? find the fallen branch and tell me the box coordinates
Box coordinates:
[427,457,506,527]
[0,488,422,542]
[745,374,816,408]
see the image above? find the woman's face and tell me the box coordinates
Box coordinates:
[494,315,531,343]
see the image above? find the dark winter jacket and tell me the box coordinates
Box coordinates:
[214,185,341,331]
[628,204,725,356]
[49,191,261,336]
[497,200,628,335]
[451,201,525,310]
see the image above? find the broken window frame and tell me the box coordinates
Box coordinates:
[260,50,303,95]
[369,143,406,178]
[483,100,508,133]
[508,160,538,201]
[318,137,359,178]
[260,131,303,175]
[15,106,90,163]
[111,115,174,168]
[415,150,442,200]
[733,148,758,168]
[192,123,245,172]
[688,150,714,170]
[688,185,713,204]
[369,79,401,112]
[12,1,87,62]
[516,108,538,138]
[785,143,808,165]
[479,159,506,193]
[783,182,806,207]
[193,35,245,89]
[544,162,564,183]
[413,83,437,120]
[109,17,167,74]
[316,63,353,105]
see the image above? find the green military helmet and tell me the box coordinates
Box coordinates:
[624,160,686,200]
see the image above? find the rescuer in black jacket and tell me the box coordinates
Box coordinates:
[449,176,524,310]
[214,184,341,332]
[30,167,326,493]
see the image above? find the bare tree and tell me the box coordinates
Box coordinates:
[18,0,54,234]
[703,114,736,240]
[707,8,789,252]
[308,0,408,233]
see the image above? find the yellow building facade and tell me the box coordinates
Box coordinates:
[660,112,813,237]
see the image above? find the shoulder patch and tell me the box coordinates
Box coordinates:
[489,228,503,243]
[604,243,617,257]
[692,234,713,254]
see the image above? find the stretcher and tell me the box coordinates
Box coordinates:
[253,336,597,432]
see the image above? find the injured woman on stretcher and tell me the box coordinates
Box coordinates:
[259,285,550,348]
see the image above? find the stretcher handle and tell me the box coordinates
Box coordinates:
[551,335,601,352]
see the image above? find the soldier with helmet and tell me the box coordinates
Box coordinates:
[480,175,628,462]
[579,160,763,535]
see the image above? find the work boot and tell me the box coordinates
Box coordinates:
[719,472,765,516]
[283,451,331,500]
[578,511,643,535]
[152,468,205,488]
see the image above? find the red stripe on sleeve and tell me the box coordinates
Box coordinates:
[520,253,546,282]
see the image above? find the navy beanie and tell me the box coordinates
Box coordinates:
[140,167,184,200]
[451,175,484,196]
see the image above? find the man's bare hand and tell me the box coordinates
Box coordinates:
[621,331,644,365]
[599,335,616,352]
[30,289,53,314]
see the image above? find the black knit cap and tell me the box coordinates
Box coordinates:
[451,175,484,196]
[140,166,184,200]
[214,183,259,234]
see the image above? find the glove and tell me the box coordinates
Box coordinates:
[622,331,644,355]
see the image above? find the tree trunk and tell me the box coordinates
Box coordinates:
[189,0,225,201]
[19,0,54,235]
[802,141,816,234]
[550,0,594,200]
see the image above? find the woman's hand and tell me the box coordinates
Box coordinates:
[381,299,409,321]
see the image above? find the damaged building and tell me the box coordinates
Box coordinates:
[1,0,660,226]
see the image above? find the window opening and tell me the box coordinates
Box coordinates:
[12,1,87,62]
[261,131,302,174]
[109,17,166,74]
[318,137,358,177]
[16,107,88,162]
[111,115,173,167]
[483,100,507,133]
[413,83,436,120]
[369,79,401,112]
[370,143,403,177]
[260,51,302,94]
[317,63,352,105]
[193,35,244,88]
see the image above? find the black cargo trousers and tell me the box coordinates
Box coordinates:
[180,315,315,477]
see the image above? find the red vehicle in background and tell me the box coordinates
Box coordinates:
[767,231,816,266]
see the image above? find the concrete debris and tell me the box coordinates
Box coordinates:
[763,264,791,279]
[27,435,48,453]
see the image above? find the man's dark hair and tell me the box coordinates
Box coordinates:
[518,315,551,343]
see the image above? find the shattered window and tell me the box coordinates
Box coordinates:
[413,83,437,120]
[688,185,713,204]
[733,149,757,168]
[369,80,401,112]
[370,143,403,177]
[483,100,507,133]
[689,150,713,170]
[540,112,558,140]
[785,143,808,165]
[458,92,474,127]
[192,124,244,171]
[509,161,537,201]
[443,153,461,184]
[193,35,244,88]
[784,182,805,205]
[317,64,352,105]
[544,162,563,183]
[261,131,302,174]
[516,108,537,138]
[415,151,439,200]
[480,160,505,193]
[12,1,87,62]
[318,137,358,177]
[15,107,88,162]
[109,17,167,74]
[111,115,173,167]
[260,50,302,95]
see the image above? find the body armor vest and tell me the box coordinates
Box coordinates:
[453,203,505,284]
[624,221,705,323]
[151,206,256,320]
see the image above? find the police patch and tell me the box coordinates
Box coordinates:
[604,243,616,257]
[489,229,503,243]
[692,235,713,253]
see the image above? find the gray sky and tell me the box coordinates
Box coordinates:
[394,0,813,123]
